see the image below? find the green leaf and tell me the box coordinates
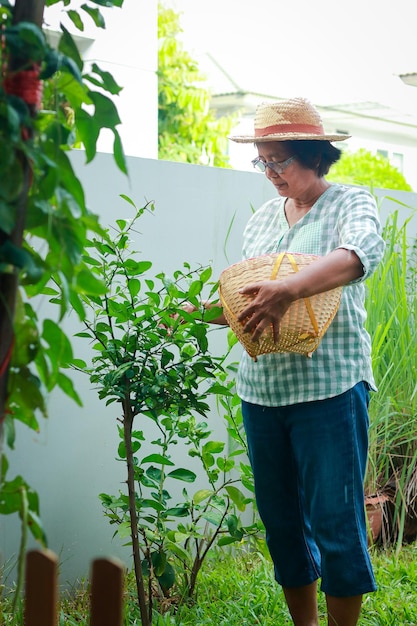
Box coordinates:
[55,70,90,105]
[227,330,239,349]
[81,5,106,28]
[118,441,126,458]
[138,498,165,512]
[89,91,121,129]
[0,240,32,270]
[0,159,24,202]
[201,511,223,526]
[151,551,166,577]
[217,536,239,546]
[188,280,202,298]
[217,457,234,473]
[200,267,212,283]
[88,63,122,94]
[207,382,233,396]
[76,269,107,295]
[89,0,123,7]
[58,24,83,71]
[146,466,162,482]
[8,366,45,424]
[55,150,86,211]
[165,540,189,562]
[193,489,213,504]
[124,260,152,276]
[161,348,174,368]
[164,506,189,517]
[203,441,225,455]
[67,9,84,30]
[113,128,128,174]
[141,454,175,466]
[57,372,82,406]
[75,109,99,162]
[5,22,47,62]
[119,194,136,208]
[167,468,196,482]
[188,325,208,353]
[225,485,247,512]
[117,521,131,539]
[27,509,47,545]
[40,48,60,80]
[127,278,140,298]
[42,319,73,366]
[157,562,175,590]
[226,513,243,540]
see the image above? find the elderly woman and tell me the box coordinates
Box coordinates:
[205,98,384,626]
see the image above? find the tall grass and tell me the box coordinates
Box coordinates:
[365,203,417,548]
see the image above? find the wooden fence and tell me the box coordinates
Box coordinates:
[24,549,124,626]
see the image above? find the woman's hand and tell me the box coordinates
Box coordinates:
[237,280,293,342]
[237,249,364,342]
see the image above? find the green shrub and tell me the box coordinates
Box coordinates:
[328,148,413,191]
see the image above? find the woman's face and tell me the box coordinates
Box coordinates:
[256,142,320,199]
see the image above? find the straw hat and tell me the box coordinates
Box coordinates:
[229,97,350,143]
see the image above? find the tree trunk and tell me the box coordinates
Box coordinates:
[123,395,152,626]
[12,0,45,26]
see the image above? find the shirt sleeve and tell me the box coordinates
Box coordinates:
[335,187,385,283]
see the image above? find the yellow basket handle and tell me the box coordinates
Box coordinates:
[270,253,319,336]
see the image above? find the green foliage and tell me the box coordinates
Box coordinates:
[157,4,236,167]
[77,206,262,622]
[328,148,413,191]
[0,0,125,612]
[365,199,417,549]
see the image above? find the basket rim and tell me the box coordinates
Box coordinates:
[219,251,321,275]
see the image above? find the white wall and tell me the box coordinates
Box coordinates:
[1,153,416,588]
[0,153,272,589]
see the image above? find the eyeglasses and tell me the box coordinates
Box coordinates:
[251,155,296,174]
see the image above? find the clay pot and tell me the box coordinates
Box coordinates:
[365,494,390,545]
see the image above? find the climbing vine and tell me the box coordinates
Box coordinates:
[0,0,126,602]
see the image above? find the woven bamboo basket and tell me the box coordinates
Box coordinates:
[219,252,342,360]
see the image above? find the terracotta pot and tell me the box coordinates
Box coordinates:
[365,494,389,545]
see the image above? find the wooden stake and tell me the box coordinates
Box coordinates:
[90,558,125,626]
[24,550,58,626]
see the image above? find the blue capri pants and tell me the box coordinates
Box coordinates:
[242,382,377,597]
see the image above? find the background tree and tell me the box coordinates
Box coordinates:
[328,148,413,191]
[158,3,236,167]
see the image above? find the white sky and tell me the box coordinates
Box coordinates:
[166,0,417,111]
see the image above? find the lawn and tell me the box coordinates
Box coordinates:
[52,543,417,625]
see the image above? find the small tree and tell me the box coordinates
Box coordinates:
[77,205,261,623]
[157,3,236,167]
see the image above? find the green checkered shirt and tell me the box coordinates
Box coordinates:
[236,184,385,407]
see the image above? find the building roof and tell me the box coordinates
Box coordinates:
[198,53,417,148]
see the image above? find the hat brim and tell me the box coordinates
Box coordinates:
[229,132,351,143]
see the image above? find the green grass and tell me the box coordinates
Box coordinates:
[3,544,417,624]
[163,545,417,625]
